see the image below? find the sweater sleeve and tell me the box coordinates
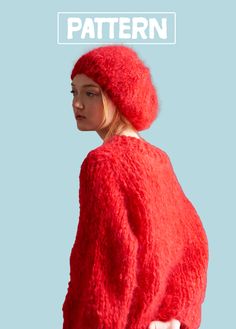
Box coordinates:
[62,152,138,329]
[156,236,209,329]
[155,155,209,329]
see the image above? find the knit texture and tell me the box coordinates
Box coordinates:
[70,45,158,131]
[62,135,209,329]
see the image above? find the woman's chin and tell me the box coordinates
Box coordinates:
[76,123,93,131]
[76,120,87,130]
[77,126,88,131]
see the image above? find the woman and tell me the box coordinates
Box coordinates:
[62,45,209,329]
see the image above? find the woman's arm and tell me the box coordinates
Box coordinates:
[147,152,209,329]
[62,152,138,329]
[154,228,209,329]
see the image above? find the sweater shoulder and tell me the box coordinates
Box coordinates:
[79,145,119,185]
[85,142,117,163]
[80,139,171,180]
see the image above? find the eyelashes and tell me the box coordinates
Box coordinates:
[70,90,98,97]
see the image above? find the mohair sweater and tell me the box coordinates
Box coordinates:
[62,135,209,329]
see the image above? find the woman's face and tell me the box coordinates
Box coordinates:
[71,74,115,132]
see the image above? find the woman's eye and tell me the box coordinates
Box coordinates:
[86,91,96,97]
[70,90,98,97]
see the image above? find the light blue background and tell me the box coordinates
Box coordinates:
[0,1,235,328]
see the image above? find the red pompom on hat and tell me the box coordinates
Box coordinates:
[71,45,159,131]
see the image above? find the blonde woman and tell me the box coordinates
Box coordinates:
[62,45,209,329]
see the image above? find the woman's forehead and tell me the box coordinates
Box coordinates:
[72,74,100,88]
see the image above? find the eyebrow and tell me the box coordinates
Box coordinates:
[71,83,100,88]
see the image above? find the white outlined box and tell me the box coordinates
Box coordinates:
[57,12,176,45]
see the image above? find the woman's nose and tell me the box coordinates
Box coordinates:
[73,96,84,109]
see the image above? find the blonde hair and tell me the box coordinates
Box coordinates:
[98,90,137,143]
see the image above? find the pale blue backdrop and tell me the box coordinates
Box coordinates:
[0,1,235,328]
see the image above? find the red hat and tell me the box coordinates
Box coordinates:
[71,45,159,131]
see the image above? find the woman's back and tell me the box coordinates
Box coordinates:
[62,135,209,329]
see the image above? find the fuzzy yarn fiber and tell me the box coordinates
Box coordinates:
[62,135,209,329]
[70,45,159,131]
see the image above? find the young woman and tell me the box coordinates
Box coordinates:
[62,45,209,329]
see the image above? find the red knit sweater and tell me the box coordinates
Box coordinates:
[62,135,209,329]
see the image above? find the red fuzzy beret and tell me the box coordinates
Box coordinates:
[71,45,159,131]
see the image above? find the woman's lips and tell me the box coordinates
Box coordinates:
[76,115,86,120]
